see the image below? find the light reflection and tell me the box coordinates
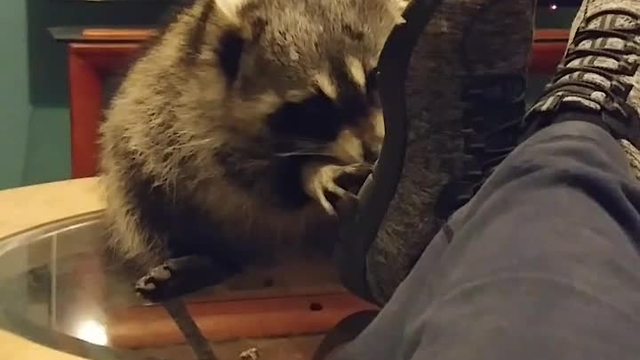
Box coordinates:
[73,319,108,346]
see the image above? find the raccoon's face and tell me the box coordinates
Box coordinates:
[216,0,406,164]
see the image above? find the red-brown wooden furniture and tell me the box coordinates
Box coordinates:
[66,28,570,178]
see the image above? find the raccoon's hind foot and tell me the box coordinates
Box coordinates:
[135,255,224,301]
[303,163,372,217]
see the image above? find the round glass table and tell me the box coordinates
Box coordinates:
[0,213,374,360]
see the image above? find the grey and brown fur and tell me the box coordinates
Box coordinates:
[100,0,407,277]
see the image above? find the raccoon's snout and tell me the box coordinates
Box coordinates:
[327,127,381,165]
[359,109,385,164]
[363,143,380,164]
[327,129,364,164]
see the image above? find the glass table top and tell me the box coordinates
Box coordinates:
[0,213,366,360]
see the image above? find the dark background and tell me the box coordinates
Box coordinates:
[0,0,583,189]
[31,0,582,107]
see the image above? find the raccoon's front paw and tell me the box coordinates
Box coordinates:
[302,163,372,216]
[135,255,219,301]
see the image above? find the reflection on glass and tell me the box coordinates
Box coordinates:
[74,319,109,346]
[0,214,353,360]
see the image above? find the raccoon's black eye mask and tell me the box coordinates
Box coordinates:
[268,69,379,146]
[268,93,343,143]
[217,31,245,84]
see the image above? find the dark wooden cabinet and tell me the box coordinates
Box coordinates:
[61,29,569,178]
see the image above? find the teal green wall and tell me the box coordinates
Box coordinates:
[0,1,169,190]
[19,1,168,188]
[0,3,577,190]
[22,107,71,186]
[0,1,30,189]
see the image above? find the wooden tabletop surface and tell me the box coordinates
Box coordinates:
[0,178,104,360]
[0,178,103,240]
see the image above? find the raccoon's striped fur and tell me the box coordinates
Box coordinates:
[100,0,407,272]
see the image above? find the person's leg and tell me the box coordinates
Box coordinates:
[331,1,640,359]
[333,120,640,360]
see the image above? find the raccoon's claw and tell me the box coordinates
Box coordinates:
[316,183,354,217]
[303,163,372,217]
[340,163,373,180]
[136,264,173,291]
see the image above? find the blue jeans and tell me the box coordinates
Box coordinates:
[332,121,640,359]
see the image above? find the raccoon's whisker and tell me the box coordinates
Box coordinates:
[167,138,216,149]
[293,138,332,147]
[291,137,328,144]
[272,137,326,147]
[274,151,335,158]
[290,140,333,151]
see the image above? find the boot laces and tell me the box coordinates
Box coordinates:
[524,9,640,141]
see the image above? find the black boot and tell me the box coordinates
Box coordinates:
[337,0,535,305]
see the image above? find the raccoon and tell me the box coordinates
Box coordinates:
[100,0,407,291]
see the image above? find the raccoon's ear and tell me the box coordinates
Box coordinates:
[217,30,245,83]
[390,0,410,23]
[394,0,410,12]
[215,4,266,84]
[215,0,249,24]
